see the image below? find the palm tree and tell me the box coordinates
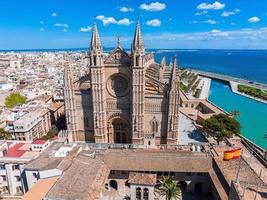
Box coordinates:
[230,110,240,118]
[158,176,181,200]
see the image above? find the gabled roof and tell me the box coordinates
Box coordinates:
[104,47,131,65]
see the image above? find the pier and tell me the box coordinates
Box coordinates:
[189,69,267,91]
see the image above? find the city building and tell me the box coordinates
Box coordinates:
[65,21,180,146]
[20,141,265,200]
[0,139,50,197]
[12,108,51,141]
[23,142,76,191]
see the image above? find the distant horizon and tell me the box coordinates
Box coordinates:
[1,47,267,52]
[1,1,267,49]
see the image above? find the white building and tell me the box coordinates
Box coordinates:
[12,108,51,141]
[0,140,50,197]
[24,142,75,190]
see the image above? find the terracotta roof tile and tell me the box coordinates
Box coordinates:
[128,172,157,186]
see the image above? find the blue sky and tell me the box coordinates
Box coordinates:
[0,0,267,49]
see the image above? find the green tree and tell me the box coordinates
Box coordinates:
[5,93,27,108]
[0,128,12,140]
[42,128,58,140]
[158,176,181,200]
[202,114,240,144]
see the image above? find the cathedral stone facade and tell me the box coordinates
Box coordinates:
[64,21,180,146]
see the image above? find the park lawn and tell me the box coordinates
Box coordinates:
[238,84,267,101]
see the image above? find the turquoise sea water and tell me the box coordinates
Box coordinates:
[153,50,267,149]
[208,80,267,149]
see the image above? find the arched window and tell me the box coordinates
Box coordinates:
[151,118,158,133]
[177,181,187,192]
[136,56,139,66]
[109,180,118,190]
[136,187,141,200]
[143,188,149,200]
[93,56,97,65]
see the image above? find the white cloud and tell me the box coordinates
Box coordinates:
[221,9,240,17]
[197,1,225,10]
[54,23,69,28]
[51,12,57,17]
[146,19,161,27]
[230,22,236,25]
[119,7,134,12]
[96,15,132,26]
[221,11,234,17]
[142,28,267,43]
[96,15,117,26]
[195,10,208,16]
[117,18,132,26]
[189,21,199,24]
[203,20,216,24]
[40,27,44,31]
[80,26,92,32]
[63,29,68,32]
[40,21,44,24]
[140,2,166,11]
[210,29,228,36]
[248,17,260,23]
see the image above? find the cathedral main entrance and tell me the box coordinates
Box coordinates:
[112,118,130,143]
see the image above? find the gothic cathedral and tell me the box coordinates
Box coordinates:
[64,21,180,146]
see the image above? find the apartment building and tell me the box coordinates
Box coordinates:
[13,108,51,141]
[0,140,50,197]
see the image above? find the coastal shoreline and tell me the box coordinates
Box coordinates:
[190,68,267,105]
[229,81,267,105]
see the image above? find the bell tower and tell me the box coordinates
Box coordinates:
[89,20,107,143]
[131,20,146,144]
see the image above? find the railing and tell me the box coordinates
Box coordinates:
[240,135,267,168]
[75,142,144,149]
[74,141,212,156]
[231,180,267,199]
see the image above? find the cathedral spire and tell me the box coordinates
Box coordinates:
[161,56,166,67]
[170,57,180,87]
[171,57,177,81]
[64,63,77,142]
[90,20,102,51]
[117,34,121,48]
[167,56,180,145]
[64,63,73,89]
[132,19,144,52]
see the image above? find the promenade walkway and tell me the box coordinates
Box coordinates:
[190,69,267,91]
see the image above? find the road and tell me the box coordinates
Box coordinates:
[189,69,267,91]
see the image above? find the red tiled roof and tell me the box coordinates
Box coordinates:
[4,143,26,158]
[32,139,47,145]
